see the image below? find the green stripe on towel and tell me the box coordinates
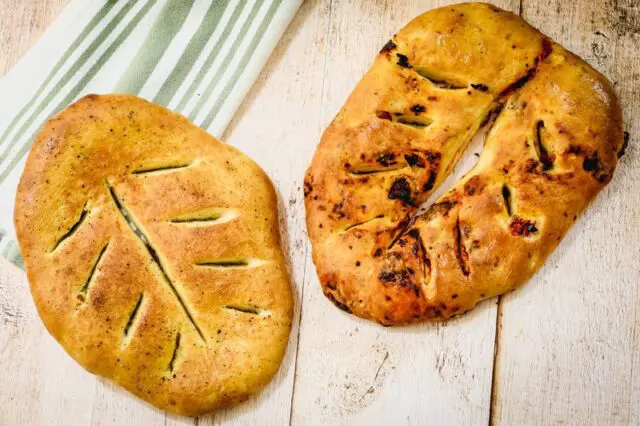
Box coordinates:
[201,0,284,130]
[153,0,231,106]
[187,1,263,121]
[115,0,194,94]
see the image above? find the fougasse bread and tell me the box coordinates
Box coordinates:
[304,3,626,326]
[14,94,293,416]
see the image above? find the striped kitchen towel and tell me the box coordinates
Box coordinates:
[0,0,302,268]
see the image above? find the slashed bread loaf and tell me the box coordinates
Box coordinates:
[15,94,293,415]
[304,3,625,325]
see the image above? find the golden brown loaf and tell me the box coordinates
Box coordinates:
[15,94,293,415]
[304,3,625,325]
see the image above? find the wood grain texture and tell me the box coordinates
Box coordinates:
[492,0,640,425]
[1,0,639,425]
[0,0,69,78]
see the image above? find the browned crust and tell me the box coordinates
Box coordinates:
[14,94,293,415]
[304,3,623,325]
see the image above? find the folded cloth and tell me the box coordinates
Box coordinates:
[0,0,301,268]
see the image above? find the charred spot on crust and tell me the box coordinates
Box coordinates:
[583,153,600,171]
[326,292,352,313]
[464,175,484,196]
[378,269,420,296]
[524,159,540,173]
[332,200,346,219]
[422,201,455,220]
[396,53,411,68]
[405,153,425,168]
[377,152,397,166]
[374,248,383,257]
[540,38,553,61]
[378,270,399,282]
[388,178,414,205]
[424,150,441,163]
[410,104,426,114]
[618,132,629,158]
[567,144,586,155]
[376,110,393,121]
[566,147,609,182]
[380,40,397,53]
[471,83,489,92]
[509,216,538,236]
[304,180,313,197]
[583,152,611,183]
[423,171,437,191]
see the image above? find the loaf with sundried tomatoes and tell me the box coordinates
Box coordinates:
[304,3,625,325]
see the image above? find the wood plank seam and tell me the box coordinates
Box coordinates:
[287,1,334,424]
[489,2,524,424]
[488,297,503,426]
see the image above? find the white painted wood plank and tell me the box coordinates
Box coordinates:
[492,0,640,424]
[289,1,516,425]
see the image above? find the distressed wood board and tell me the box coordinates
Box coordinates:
[0,0,638,425]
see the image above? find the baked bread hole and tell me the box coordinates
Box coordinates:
[77,240,110,298]
[414,68,468,90]
[348,165,408,175]
[392,52,469,90]
[502,184,513,216]
[412,229,431,289]
[376,110,433,128]
[223,305,272,317]
[168,207,239,226]
[346,150,436,175]
[50,202,89,252]
[107,182,206,341]
[132,162,191,175]
[340,214,385,234]
[196,257,267,269]
[167,332,181,372]
[455,217,471,277]
[533,120,554,170]
[122,293,145,348]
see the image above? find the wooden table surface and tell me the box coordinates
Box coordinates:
[1,1,639,425]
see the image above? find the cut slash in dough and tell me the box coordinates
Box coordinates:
[14,94,293,416]
[304,3,625,326]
